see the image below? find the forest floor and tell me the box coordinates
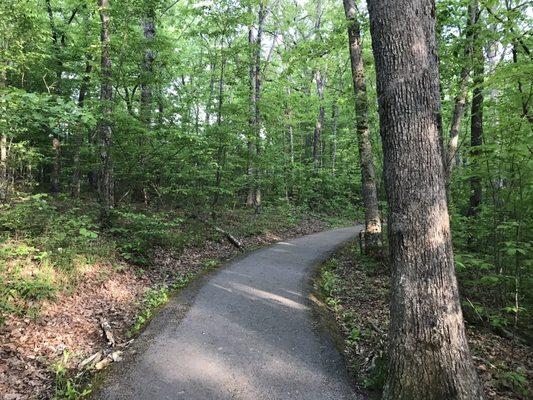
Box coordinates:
[0,197,350,400]
[318,241,532,400]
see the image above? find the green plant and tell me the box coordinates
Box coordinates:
[109,210,183,265]
[129,287,170,335]
[52,352,92,400]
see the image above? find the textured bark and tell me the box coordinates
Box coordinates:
[445,0,477,201]
[98,0,114,224]
[312,70,324,170]
[366,0,484,399]
[467,10,484,218]
[343,0,382,248]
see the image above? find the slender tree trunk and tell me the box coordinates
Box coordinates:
[46,0,64,193]
[445,0,477,201]
[246,2,265,208]
[212,52,226,209]
[205,57,217,125]
[98,0,114,224]
[331,102,338,175]
[512,42,532,124]
[71,56,92,197]
[343,0,382,249]
[1,63,8,201]
[45,0,63,93]
[467,9,484,217]
[51,138,60,193]
[367,0,484,398]
[312,70,324,171]
[140,8,155,125]
[285,88,295,200]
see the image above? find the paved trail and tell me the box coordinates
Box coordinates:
[96,227,363,400]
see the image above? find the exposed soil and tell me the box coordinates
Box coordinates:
[0,216,329,400]
[319,241,532,400]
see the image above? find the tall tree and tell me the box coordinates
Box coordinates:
[98,0,114,223]
[445,0,477,200]
[467,6,484,217]
[70,55,93,197]
[312,69,324,170]
[343,0,382,249]
[246,1,265,208]
[0,65,6,202]
[140,4,156,125]
[366,0,484,398]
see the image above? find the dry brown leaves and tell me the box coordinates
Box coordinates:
[0,217,329,400]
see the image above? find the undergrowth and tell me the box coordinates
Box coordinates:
[319,242,532,399]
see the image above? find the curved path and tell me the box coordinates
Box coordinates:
[96,226,363,400]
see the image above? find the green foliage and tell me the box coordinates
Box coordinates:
[129,287,170,335]
[109,209,184,265]
[362,354,387,390]
[496,368,529,397]
[52,352,92,400]
[0,195,109,321]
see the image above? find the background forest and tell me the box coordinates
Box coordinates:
[0,0,532,398]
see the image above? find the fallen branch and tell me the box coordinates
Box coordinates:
[189,214,244,251]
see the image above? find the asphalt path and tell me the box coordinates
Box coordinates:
[96,226,363,400]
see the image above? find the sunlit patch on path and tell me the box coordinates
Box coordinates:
[96,227,363,400]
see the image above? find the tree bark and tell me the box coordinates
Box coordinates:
[366,0,484,398]
[445,0,477,201]
[98,0,114,224]
[343,0,382,249]
[467,8,484,217]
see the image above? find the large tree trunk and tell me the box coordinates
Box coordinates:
[312,70,324,171]
[445,0,477,201]
[98,0,114,224]
[343,0,382,249]
[366,0,484,399]
[467,9,484,218]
